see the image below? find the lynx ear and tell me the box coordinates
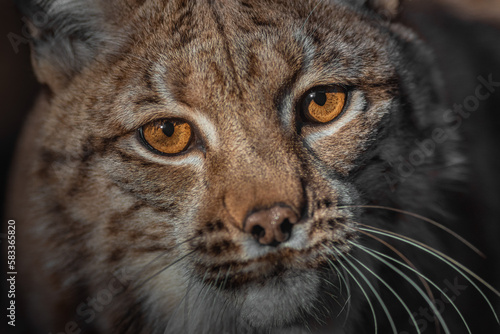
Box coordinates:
[14,0,117,92]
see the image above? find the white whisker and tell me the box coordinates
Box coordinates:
[324,245,378,334]
[359,225,500,323]
[332,246,398,334]
[347,239,450,334]
[355,242,472,334]
[346,252,422,334]
[301,0,325,31]
[338,205,485,257]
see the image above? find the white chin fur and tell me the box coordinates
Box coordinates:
[238,270,321,329]
[161,269,321,333]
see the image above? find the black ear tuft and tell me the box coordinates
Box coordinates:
[13,0,116,91]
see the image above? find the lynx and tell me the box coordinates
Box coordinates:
[7,0,500,333]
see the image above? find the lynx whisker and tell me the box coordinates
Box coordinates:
[196,270,214,312]
[358,224,500,323]
[213,265,234,328]
[135,250,196,289]
[338,294,351,320]
[328,261,344,296]
[338,205,485,257]
[322,254,353,330]
[208,267,224,326]
[344,223,441,333]
[201,280,215,308]
[324,245,378,334]
[348,239,451,334]
[310,282,336,329]
[183,269,211,332]
[332,245,398,334]
[214,267,233,329]
[301,0,324,31]
[163,275,196,334]
[212,266,223,295]
[339,264,354,325]
[320,269,344,311]
[221,264,232,291]
[133,234,199,274]
[355,242,472,334]
[183,276,199,332]
[306,297,328,328]
[125,251,196,332]
[323,254,352,319]
[318,275,342,308]
[346,252,422,334]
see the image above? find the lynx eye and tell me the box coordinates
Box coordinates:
[139,119,193,155]
[302,86,347,123]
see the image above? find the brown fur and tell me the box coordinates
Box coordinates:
[7,0,499,333]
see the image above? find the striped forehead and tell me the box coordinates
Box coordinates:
[160,33,307,105]
[111,0,395,153]
[129,30,313,147]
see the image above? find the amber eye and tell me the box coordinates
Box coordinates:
[140,119,193,155]
[302,86,347,123]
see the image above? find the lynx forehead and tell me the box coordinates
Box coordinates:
[8,0,500,333]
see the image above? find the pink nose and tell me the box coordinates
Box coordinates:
[243,206,299,246]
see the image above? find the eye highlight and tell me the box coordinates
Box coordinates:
[302,86,347,123]
[139,119,193,155]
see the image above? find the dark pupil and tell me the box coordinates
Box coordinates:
[313,92,327,106]
[162,122,175,137]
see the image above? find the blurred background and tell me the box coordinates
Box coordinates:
[1,0,499,333]
[1,1,39,225]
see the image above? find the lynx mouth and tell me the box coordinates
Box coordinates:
[192,240,347,290]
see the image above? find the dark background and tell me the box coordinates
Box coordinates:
[1,0,39,218]
[1,0,499,333]
[1,2,41,333]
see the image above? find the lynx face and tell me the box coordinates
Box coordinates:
[9,0,499,333]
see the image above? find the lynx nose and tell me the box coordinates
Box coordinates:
[244,206,299,246]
